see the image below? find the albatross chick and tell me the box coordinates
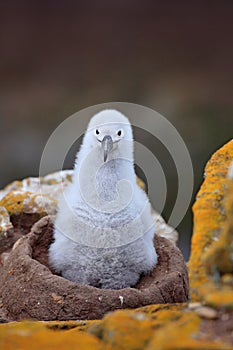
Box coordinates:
[49,109,157,289]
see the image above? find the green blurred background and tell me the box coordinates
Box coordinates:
[0,1,233,259]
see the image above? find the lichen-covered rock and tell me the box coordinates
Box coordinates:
[0,321,102,350]
[0,171,73,202]
[0,190,56,216]
[1,304,232,349]
[85,304,233,349]
[189,139,233,307]
[0,216,188,321]
[205,172,233,275]
[0,171,73,256]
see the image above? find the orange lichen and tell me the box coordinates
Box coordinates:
[134,303,187,317]
[189,139,233,301]
[0,191,32,215]
[0,321,102,350]
[146,312,230,350]
[88,305,232,349]
[0,304,232,349]
[198,284,233,310]
[89,310,155,349]
[205,177,233,275]
[0,190,56,216]
[45,320,99,332]
[222,274,233,286]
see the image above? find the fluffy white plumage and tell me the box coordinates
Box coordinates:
[49,109,157,289]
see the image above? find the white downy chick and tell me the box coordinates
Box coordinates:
[49,109,157,289]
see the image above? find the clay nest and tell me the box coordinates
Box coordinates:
[0,216,189,321]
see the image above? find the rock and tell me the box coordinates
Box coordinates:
[194,306,218,320]
[0,215,188,321]
[189,139,233,308]
[188,302,202,310]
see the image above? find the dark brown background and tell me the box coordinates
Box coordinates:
[0,0,233,259]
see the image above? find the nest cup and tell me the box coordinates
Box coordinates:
[0,216,189,321]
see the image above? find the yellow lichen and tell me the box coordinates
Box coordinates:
[0,304,232,349]
[0,321,102,350]
[88,305,231,350]
[222,274,233,286]
[0,190,56,216]
[189,139,233,302]
[204,177,233,275]
[45,320,99,332]
[198,284,233,310]
[146,312,229,350]
[133,303,187,317]
[0,191,32,216]
[89,309,155,349]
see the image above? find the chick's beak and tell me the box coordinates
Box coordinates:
[102,135,113,162]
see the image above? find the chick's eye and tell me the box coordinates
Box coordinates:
[95,129,100,135]
[117,130,122,136]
